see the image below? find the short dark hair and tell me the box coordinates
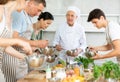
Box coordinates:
[30,0,46,7]
[87,8,106,22]
[0,0,9,4]
[38,12,54,20]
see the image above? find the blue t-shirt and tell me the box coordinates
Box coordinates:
[12,10,32,37]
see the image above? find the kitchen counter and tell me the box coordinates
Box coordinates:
[17,71,47,82]
[17,70,92,82]
[17,70,120,82]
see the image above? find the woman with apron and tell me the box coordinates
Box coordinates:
[31,12,54,40]
[12,11,54,79]
[31,12,55,68]
[0,0,32,82]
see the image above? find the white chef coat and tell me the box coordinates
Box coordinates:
[53,22,87,63]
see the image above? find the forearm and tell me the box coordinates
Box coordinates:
[5,46,25,59]
[13,35,38,47]
[28,40,49,49]
[94,44,112,51]
[96,50,120,59]
[0,38,21,47]
[28,40,38,47]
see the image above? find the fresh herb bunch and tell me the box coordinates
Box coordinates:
[93,61,120,80]
[74,56,94,69]
[101,61,120,79]
[93,65,102,79]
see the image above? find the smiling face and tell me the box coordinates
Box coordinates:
[38,19,53,30]
[41,19,53,29]
[27,1,44,17]
[66,11,77,26]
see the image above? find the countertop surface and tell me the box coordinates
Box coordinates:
[17,71,46,82]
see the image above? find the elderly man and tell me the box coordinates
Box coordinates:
[53,6,87,64]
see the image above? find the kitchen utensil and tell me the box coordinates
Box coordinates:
[26,53,46,70]
[66,49,77,56]
[41,46,58,63]
[41,46,56,56]
[46,55,57,63]
[85,47,96,58]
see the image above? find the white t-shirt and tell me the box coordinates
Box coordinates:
[105,21,120,62]
[105,21,120,47]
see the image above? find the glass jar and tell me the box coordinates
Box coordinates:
[56,68,66,80]
[73,64,80,76]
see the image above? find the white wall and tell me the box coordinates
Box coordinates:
[33,0,120,64]
[41,0,120,44]
[44,0,120,31]
[45,0,120,14]
[33,0,120,63]
[33,0,120,32]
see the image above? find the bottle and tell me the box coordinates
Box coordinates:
[78,62,84,77]
[56,68,66,80]
[46,65,51,79]
[74,64,80,76]
[79,64,84,77]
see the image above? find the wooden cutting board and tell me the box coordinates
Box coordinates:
[17,71,47,82]
[17,79,46,82]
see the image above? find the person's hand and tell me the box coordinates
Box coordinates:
[91,52,101,60]
[88,46,98,53]
[17,39,32,55]
[72,48,83,57]
[55,45,63,51]
[88,46,96,51]
[32,47,38,52]
[36,40,48,48]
